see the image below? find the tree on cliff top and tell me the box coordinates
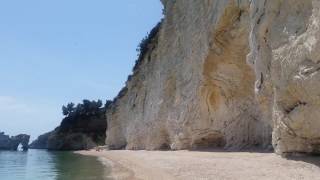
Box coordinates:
[62,99,104,118]
[59,99,109,132]
[62,102,75,116]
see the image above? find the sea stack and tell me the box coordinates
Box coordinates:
[0,132,30,151]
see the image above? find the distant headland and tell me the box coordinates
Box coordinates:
[0,132,30,151]
[30,99,107,151]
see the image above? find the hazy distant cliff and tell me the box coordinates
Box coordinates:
[105,0,320,155]
[0,132,30,151]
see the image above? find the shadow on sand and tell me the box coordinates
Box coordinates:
[286,155,320,168]
[188,147,320,168]
[188,147,273,153]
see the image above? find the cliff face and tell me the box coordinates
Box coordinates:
[29,131,52,149]
[248,0,320,154]
[106,0,320,155]
[46,112,106,151]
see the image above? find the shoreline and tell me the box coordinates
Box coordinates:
[77,150,173,180]
[77,150,137,180]
[76,150,320,180]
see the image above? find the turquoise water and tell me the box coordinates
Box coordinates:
[0,149,110,180]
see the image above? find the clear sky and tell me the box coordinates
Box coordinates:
[0,0,163,140]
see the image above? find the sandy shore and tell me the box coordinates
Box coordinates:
[77,150,320,180]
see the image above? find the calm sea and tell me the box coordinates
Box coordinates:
[0,149,111,180]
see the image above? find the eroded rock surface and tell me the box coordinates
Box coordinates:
[106,0,320,155]
[248,0,320,154]
[29,131,53,149]
[0,132,30,151]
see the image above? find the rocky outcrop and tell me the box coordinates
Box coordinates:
[46,131,98,151]
[31,100,108,150]
[30,129,100,151]
[248,0,320,155]
[29,131,52,149]
[105,0,320,155]
[0,132,30,151]
[31,114,106,151]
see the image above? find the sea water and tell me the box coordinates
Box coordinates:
[0,149,110,180]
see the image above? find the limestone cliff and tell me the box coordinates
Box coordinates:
[248,0,320,154]
[106,0,320,155]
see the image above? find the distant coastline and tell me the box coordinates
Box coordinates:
[0,132,30,151]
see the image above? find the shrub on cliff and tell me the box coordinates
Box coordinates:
[133,21,162,72]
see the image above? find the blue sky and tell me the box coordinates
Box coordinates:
[0,0,163,140]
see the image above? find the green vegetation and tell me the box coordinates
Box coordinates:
[59,99,108,133]
[133,21,162,72]
[31,99,113,150]
[62,100,103,118]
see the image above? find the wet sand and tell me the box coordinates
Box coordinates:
[77,150,320,180]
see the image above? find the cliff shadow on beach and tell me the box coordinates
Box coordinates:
[188,147,320,168]
[286,155,320,168]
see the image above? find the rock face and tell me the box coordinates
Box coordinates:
[31,100,107,151]
[0,132,30,151]
[31,109,107,151]
[29,131,52,149]
[46,130,100,151]
[106,0,271,151]
[106,0,320,155]
[248,0,320,154]
[30,129,99,151]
